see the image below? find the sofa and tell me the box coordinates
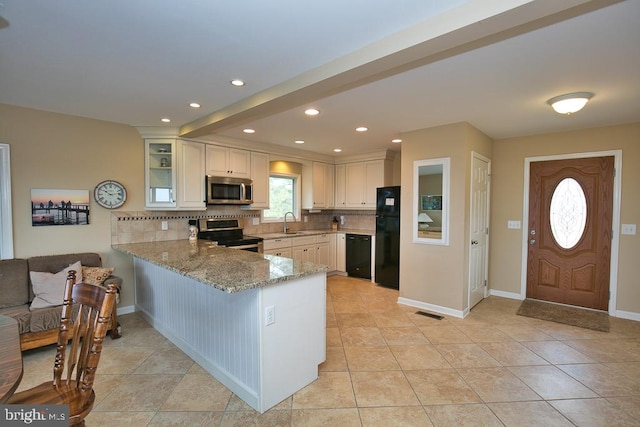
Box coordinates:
[0,252,122,351]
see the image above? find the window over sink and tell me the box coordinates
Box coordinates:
[262,172,301,223]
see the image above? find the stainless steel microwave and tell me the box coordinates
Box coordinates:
[206,176,253,205]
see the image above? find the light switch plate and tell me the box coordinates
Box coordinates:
[621,224,636,235]
[265,306,275,326]
[507,220,521,229]
[161,220,168,230]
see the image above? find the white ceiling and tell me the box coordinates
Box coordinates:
[1,0,638,157]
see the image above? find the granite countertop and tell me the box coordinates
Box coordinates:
[249,229,374,240]
[112,240,328,293]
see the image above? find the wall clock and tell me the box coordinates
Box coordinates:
[94,180,127,209]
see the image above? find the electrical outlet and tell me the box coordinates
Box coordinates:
[507,220,521,229]
[340,216,345,225]
[252,217,259,225]
[161,220,168,230]
[304,215,308,222]
[265,306,275,326]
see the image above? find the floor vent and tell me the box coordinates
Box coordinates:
[415,311,444,320]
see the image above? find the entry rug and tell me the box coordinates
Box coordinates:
[516,299,609,332]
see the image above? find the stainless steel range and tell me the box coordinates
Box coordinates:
[195,218,263,252]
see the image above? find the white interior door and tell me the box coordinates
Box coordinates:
[469,152,490,309]
[0,144,14,259]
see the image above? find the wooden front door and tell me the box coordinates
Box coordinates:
[527,156,614,311]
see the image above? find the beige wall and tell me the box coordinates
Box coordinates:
[399,122,492,313]
[0,104,145,307]
[4,103,637,317]
[490,122,640,316]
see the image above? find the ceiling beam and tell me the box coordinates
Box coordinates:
[179,0,621,139]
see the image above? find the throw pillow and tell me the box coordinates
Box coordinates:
[30,261,83,310]
[82,266,114,286]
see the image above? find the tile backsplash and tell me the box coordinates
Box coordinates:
[111,207,375,244]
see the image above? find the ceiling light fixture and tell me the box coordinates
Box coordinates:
[161,118,171,123]
[333,148,342,153]
[392,139,402,143]
[294,140,305,144]
[189,102,201,108]
[243,128,255,134]
[305,108,320,116]
[547,92,594,115]
[356,127,368,132]
[230,79,245,87]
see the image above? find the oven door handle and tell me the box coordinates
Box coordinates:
[226,244,258,251]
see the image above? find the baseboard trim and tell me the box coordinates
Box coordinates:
[615,310,640,322]
[489,289,523,300]
[117,305,136,316]
[397,297,465,319]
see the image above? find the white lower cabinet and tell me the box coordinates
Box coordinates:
[263,234,339,271]
[315,233,336,271]
[293,244,316,263]
[336,233,346,272]
[264,247,292,258]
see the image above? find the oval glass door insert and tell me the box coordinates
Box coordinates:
[549,177,587,249]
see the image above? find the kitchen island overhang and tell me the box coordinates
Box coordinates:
[113,240,327,413]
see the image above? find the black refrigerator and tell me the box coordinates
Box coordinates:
[375,186,400,289]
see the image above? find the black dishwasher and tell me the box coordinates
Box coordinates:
[346,234,371,279]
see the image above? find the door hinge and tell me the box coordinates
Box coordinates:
[613,167,616,178]
[486,227,489,235]
[484,279,487,288]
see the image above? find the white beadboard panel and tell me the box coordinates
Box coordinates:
[134,258,260,392]
[259,272,326,412]
[133,258,327,413]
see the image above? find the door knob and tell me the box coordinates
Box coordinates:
[471,240,478,245]
[530,239,536,245]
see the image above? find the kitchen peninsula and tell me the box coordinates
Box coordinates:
[112,239,327,413]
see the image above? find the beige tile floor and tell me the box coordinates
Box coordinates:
[17,275,640,426]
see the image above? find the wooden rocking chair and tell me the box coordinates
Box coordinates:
[8,270,117,426]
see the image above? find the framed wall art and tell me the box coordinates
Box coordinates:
[31,189,90,226]
[421,194,442,211]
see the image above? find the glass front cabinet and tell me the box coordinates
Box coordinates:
[145,139,177,209]
[144,139,206,210]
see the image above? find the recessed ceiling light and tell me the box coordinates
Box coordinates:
[392,139,402,143]
[243,128,255,134]
[305,108,320,116]
[230,79,245,87]
[294,140,305,144]
[161,118,171,123]
[189,102,201,108]
[356,127,368,132]
[333,148,342,153]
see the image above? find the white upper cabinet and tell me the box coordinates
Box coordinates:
[302,161,334,210]
[344,160,389,208]
[334,164,346,208]
[249,151,269,209]
[206,145,251,178]
[176,140,206,210]
[144,139,205,210]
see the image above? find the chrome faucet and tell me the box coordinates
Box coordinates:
[283,211,296,233]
